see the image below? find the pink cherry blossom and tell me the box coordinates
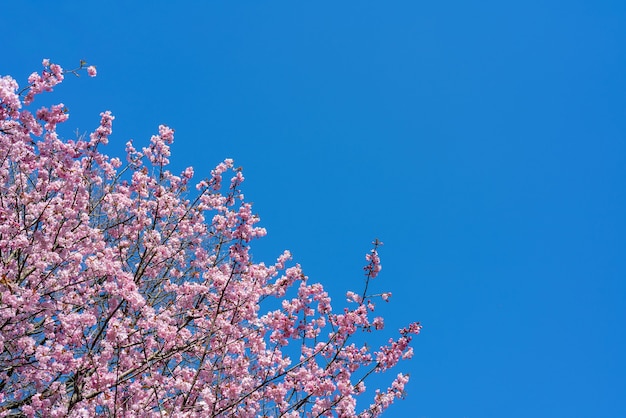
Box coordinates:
[0,60,421,417]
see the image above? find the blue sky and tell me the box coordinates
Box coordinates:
[2,1,625,417]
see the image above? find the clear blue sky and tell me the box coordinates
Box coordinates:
[2,1,625,417]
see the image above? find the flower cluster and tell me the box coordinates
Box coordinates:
[0,60,420,417]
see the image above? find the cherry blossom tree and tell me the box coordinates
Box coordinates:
[0,60,421,417]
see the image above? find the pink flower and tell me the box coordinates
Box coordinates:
[87,66,97,77]
[373,316,385,330]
